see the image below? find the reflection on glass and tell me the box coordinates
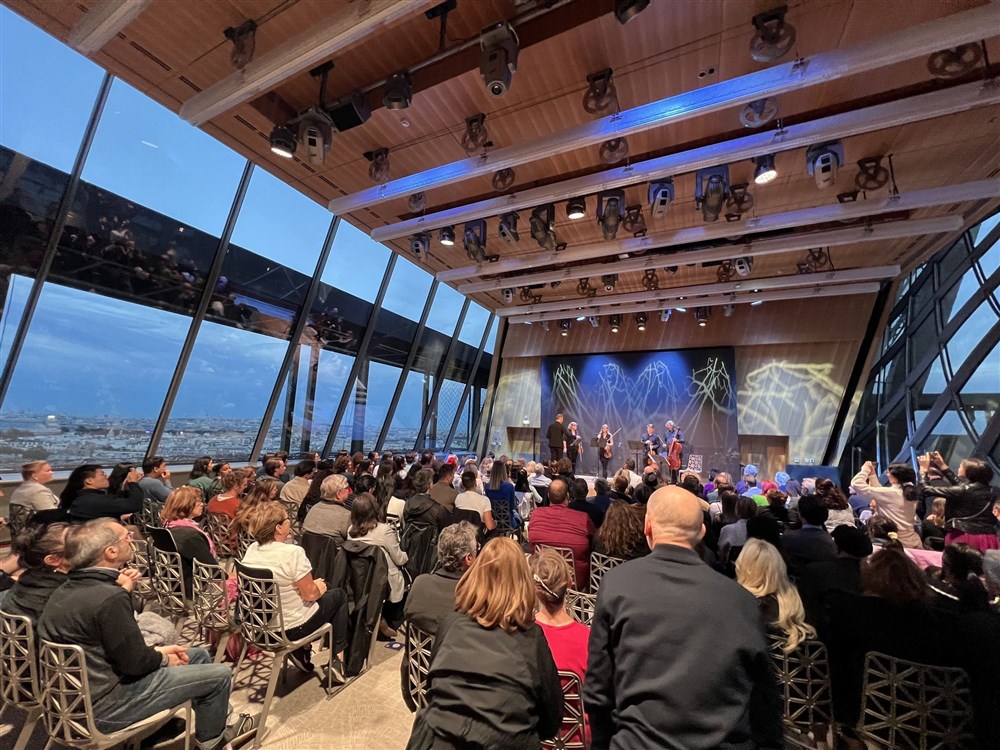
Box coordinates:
[457,303,490,346]
[383,370,426,451]
[381,256,432,318]
[326,222,391,303]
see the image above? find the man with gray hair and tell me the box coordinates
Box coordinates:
[38,519,247,750]
[584,486,782,749]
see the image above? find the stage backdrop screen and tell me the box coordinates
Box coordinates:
[541,347,739,478]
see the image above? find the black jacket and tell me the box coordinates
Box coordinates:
[584,544,783,750]
[68,485,143,523]
[569,498,605,528]
[400,568,463,712]
[332,540,390,677]
[414,612,562,749]
[0,569,67,623]
[920,472,998,535]
[404,493,453,532]
[167,525,217,595]
[38,568,162,704]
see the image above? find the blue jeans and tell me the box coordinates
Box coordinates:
[93,647,232,743]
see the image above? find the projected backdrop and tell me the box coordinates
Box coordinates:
[541,348,739,477]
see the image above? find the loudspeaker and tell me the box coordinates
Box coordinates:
[326,93,371,132]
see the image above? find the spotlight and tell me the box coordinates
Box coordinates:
[660,309,672,323]
[439,226,455,246]
[295,109,334,166]
[498,212,520,244]
[750,300,764,306]
[502,288,514,304]
[480,22,519,97]
[695,165,730,223]
[695,307,710,327]
[609,314,621,333]
[269,124,297,158]
[575,313,586,322]
[614,0,650,25]
[733,257,753,277]
[529,205,557,251]
[648,180,674,218]
[383,72,413,110]
[753,153,778,185]
[723,304,735,317]
[409,232,429,260]
[566,197,587,220]
[541,321,550,332]
[588,316,599,328]
[559,320,571,336]
[806,140,845,190]
[597,189,625,240]
[601,274,618,293]
[675,306,687,313]
[635,312,647,331]
[462,219,487,263]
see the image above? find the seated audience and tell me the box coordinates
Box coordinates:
[299,461,335,523]
[593,500,650,560]
[404,468,453,532]
[38,519,241,749]
[746,515,783,550]
[260,457,287,489]
[429,462,458,512]
[796,524,872,632]
[815,478,855,533]
[735,538,816,652]
[584,486,782,749]
[718,495,758,553]
[529,462,552,489]
[609,474,632,502]
[187,456,216,500]
[455,469,495,531]
[404,522,478,636]
[569,477,605,528]
[757,489,791,528]
[485,460,519,528]
[374,461,400,518]
[160,487,218,594]
[851,460,922,548]
[0,522,70,621]
[348,473,376,510]
[921,497,948,549]
[10,460,59,511]
[206,469,250,519]
[734,464,758,495]
[927,542,991,613]
[712,489,739,527]
[513,468,542,517]
[107,462,143,500]
[138,456,173,503]
[706,473,731,505]
[406,537,562,749]
[302,474,353,547]
[280,459,315,506]
[781,496,837,575]
[349,493,409,632]
[62,464,144,523]
[528,478,596,590]
[632,471,661,505]
[232,477,281,533]
[241,502,348,681]
[919,455,999,552]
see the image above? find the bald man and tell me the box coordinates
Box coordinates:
[584,486,782,750]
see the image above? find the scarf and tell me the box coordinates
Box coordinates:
[166,518,216,557]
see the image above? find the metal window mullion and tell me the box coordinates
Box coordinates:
[0,72,113,412]
[375,280,439,451]
[444,313,495,451]
[471,317,507,457]
[321,253,398,458]
[145,160,255,457]
[413,298,470,451]
[250,216,343,463]
[279,344,301,453]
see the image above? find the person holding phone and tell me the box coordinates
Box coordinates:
[918,453,999,552]
[851,461,922,549]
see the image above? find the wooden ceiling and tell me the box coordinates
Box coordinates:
[9,0,1000,324]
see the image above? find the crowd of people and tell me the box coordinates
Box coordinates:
[1,446,998,749]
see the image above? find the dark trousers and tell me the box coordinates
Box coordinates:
[568,450,579,474]
[598,455,610,479]
[285,588,349,655]
[549,446,563,462]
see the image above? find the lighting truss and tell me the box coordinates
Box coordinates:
[500,265,899,319]
[508,281,884,325]
[375,81,1000,244]
[332,3,1000,216]
[456,215,960,294]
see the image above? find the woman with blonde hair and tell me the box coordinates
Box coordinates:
[407,537,562,750]
[232,477,281,532]
[736,538,816,653]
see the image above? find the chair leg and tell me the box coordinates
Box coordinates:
[12,709,40,750]
[214,632,231,663]
[254,653,286,750]
[234,642,249,673]
[184,702,192,750]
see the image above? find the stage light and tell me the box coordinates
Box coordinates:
[409,232,429,260]
[648,180,674,218]
[384,72,413,110]
[635,312,647,331]
[597,189,625,240]
[498,212,520,244]
[660,309,672,323]
[575,312,586,321]
[750,299,764,306]
[566,197,587,220]
[559,320,571,336]
[588,316,599,328]
[601,274,618,293]
[750,5,797,63]
[439,226,455,246]
[614,0,650,25]
[806,141,845,190]
[541,321,550,332]
[502,288,514,304]
[753,153,778,185]
[463,219,487,263]
[269,124,297,158]
[529,205,557,251]
[695,307,710,327]
[480,22,519,97]
[696,166,729,223]
[610,314,621,333]
[675,306,687,313]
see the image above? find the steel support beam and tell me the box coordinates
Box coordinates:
[413,299,470,452]
[444,313,496,451]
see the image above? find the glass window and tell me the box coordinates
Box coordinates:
[434,378,467,449]
[977,231,999,280]
[381,256,433,318]
[956,337,1000,438]
[327,222,391,303]
[424,283,465,336]
[881,311,907,355]
[484,317,500,355]
[972,213,1000,248]
[351,361,402,451]
[906,313,937,373]
[383,370,427,452]
[945,300,999,376]
[936,233,969,288]
[457,303,491,347]
[939,267,981,326]
[908,274,935,321]
[879,400,909,466]
[925,403,978,468]
[451,387,474,450]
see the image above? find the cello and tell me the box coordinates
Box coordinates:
[667,438,683,471]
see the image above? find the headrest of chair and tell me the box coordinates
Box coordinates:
[148,526,178,552]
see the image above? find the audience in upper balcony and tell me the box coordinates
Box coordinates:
[10,460,59,511]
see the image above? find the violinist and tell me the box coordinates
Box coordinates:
[597,424,614,479]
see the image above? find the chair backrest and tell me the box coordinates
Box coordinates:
[191,558,231,633]
[38,640,100,744]
[767,634,833,733]
[148,527,188,616]
[277,499,302,540]
[135,498,165,533]
[540,670,587,749]
[8,504,34,538]
[490,499,515,534]
[565,589,596,627]
[204,512,236,559]
[858,651,973,750]
[535,543,576,571]
[0,609,40,710]
[234,561,289,652]
[237,529,254,559]
[404,621,434,710]
[589,551,626,592]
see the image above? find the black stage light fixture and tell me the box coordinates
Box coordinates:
[498,212,520,244]
[463,219,488,263]
[635,312,647,331]
[530,205,557,251]
[480,22,519,97]
[560,320,571,337]
[601,273,618,293]
[566,197,587,220]
[614,0,650,25]
[326,91,371,132]
[695,166,730,223]
[269,124,297,158]
[609,314,621,333]
[695,307,711,327]
[753,153,778,185]
[383,72,413,110]
[597,189,625,240]
[439,226,455,246]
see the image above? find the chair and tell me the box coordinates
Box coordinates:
[541,670,587,750]
[203,512,237,567]
[767,634,834,749]
[277,499,302,541]
[191,558,234,662]
[403,621,434,710]
[126,537,155,607]
[857,651,973,750]
[490,499,522,542]
[38,639,191,750]
[134,499,165,534]
[147,527,189,623]
[535,544,576,573]
[7,504,34,539]
[565,589,596,627]
[237,529,255,559]
[234,561,333,748]
[588,551,626,592]
[0,610,42,750]
[334,541,389,678]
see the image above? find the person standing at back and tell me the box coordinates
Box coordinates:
[584,485,782,750]
[546,413,569,462]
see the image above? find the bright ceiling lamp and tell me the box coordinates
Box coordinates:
[753,153,778,184]
[333,4,1000,217]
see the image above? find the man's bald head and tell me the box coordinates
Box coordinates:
[645,486,705,549]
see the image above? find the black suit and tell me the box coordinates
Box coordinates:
[584,544,783,749]
[546,421,568,462]
[781,524,837,577]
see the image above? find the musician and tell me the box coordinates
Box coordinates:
[663,420,685,484]
[566,421,584,474]
[546,413,570,462]
[641,424,662,455]
[596,424,614,479]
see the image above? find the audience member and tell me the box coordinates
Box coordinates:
[919,455,999,551]
[851,461,921,548]
[814,478,854,533]
[403,468,452,532]
[867,515,899,549]
[0,522,70,622]
[349,493,408,632]
[429,462,458,512]
[528,478,595,589]
[796,524,872,632]
[568,477,605,528]
[232,477,281,533]
[403,522,478,637]
[302,474,353,547]
[585,486,782,749]
[455,469,495,530]
[746,515,783,550]
[781,495,837,575]
[10,460,59,511]
[280,459,315,506]
[261,457,288,489]
[592,500,649,560]
[927,543,990,613]
[160,486,217,593]
[736,538,816,652]
[406,537,562,749]
[921,497,948,548]
[349,473,377,510]
[609,474,632,502]
[734,464,758,495]
[528,462,551,489]
[62,464,144,523]
[632,471,661,505]
[206,469,249,519]
[138,456,173,503]
[373,461,399,517]
[485,460,519,528]
[758,489,791,528]
[187,456,216,500]
[718,495,757,552]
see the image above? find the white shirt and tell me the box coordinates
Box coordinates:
[455,490,491,520]
[9,481,60,510]
[241,541,316,629]
[528,473,551,488]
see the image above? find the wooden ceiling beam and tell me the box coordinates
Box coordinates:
[67,0,151,55]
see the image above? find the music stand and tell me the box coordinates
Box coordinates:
[627,440,646,471]
[589,438,600,476]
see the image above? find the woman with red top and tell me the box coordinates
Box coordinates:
[206,469,250,519]
[530,547,590,747]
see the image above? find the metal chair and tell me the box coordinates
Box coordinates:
[541,670,587,750]
[403,621,434,710]
[134,499,165,534]
[565,589,596,627]
[588,551,626,592]
[857,651,973,750]
[276,499,302,541]
[203,512,237,567]
[147,527,190,623]
[237,529,255,559]
[490,499,522,542]
[38,639,191,750]
[767,633,834,749]
[7,504,34,540]
[0,610,42,750]
[535,543,576,573]
[191,558,235,662]
[125,537,156,607]
[234,561,333,749]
